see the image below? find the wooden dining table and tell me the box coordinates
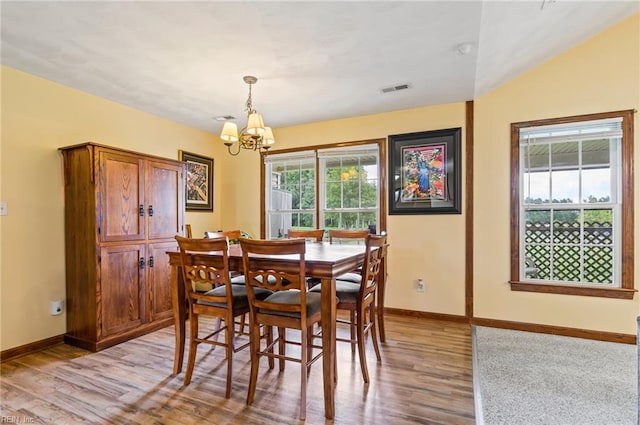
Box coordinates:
[167,241,369,420]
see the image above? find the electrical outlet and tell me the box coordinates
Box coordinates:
[417,278,425,293]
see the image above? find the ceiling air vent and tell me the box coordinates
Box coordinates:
[381,84,410,94]
[214,115,235,121]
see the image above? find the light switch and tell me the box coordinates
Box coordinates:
[0,202,7,216]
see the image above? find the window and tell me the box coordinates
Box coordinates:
[263,141,384,239]
[510,110,634,299]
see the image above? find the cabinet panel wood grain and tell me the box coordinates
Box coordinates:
[100,244,146,338]
[99,151,145,242]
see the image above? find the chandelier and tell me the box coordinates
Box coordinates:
[220,76,275,156]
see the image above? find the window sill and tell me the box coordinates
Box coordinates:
[509,281,636,299]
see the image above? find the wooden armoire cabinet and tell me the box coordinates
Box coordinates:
[59,143,186,351]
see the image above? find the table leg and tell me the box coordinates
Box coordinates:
[377,259,387,342]
[171,264,186,375]
[320,276,336,419]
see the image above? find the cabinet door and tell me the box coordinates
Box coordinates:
[147,241,177,321]
[98,150,145,242]
[100,244,146,338]
[146,160,184,240]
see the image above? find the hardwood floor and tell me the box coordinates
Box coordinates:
[0,315,475,424]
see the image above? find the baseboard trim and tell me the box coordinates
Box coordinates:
[470,317,636,345]
[1,334,65,362]
[384,307,469,323]
[384,308,636,344]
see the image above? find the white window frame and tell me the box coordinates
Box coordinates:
[263,142,382,240]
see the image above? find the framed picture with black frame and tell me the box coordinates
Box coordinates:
[388,127,461,215]
[179,150,214,211]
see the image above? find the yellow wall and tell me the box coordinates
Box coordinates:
[474,13,640,334]
[0,67,222,350]
[223,104,469,316]
[1,13,638,351]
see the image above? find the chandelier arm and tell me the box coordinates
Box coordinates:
[226,142,241,156]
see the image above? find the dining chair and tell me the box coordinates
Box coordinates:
[287,229,325,288]
[287,228,324,242]
[310,233,388,383]
[204,230,251,332]
[185,224,193,238]
[328,228,370,244]
[175,235,271,397]
[239,237,323,420]
[328,229,370,283]
[204,229,242,243]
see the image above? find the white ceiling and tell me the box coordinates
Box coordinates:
[2,1,638,135]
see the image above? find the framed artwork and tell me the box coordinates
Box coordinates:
[388,127,461,215]
[179,150,213,211]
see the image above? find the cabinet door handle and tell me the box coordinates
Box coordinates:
[140,257,146,269]
[139,204,145,217]
[149,256,154,268]
[148,205,154,217]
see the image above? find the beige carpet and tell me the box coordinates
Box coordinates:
[472,326,637,425]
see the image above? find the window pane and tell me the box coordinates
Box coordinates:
[524,171,550,203]
[525,210,550,244]
[361,180,378,208]
[324,212,339,229]
[523,143,549,170]
[525,244,549,279]
[270,189,292,211]
[325,182,341,208]
[551,245,581,282]
[268,212,291,239]
[583,245,613,284]
[361,212,376,230]
[341,212,359,228]
[299,184,315,209]
[583,210,613,245]
[551,169,579,203]
[552,210,580,244]
[582,168,611,203]
[582,139,609,167]
[343,181,360,208]
[551,141,578,168]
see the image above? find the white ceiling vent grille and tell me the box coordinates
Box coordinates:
[381,84,410,94]
[214,115,236,121]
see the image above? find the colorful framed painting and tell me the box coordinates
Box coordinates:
[388,128,461,215]
[179,150,214,211]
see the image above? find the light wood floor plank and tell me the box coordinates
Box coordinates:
[1,315,474,424]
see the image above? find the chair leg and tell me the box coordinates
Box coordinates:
[266,326,275,370]
[349,310,357,354]
[185,312,199,385]
[278,327,286,372]
[369,303,382,362]
[224,315,235,398]
[238,313,247,335]
[356,308,370,383]
[299,326,308,421]
[247,318,260,406]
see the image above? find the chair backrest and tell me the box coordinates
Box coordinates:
[328,229,370,244]
[175,235,232,302]
[239,237,308,317]
[359,234,389,301]
[204,229,242,243]
[287,228,324,242]
[185,224,193,238]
